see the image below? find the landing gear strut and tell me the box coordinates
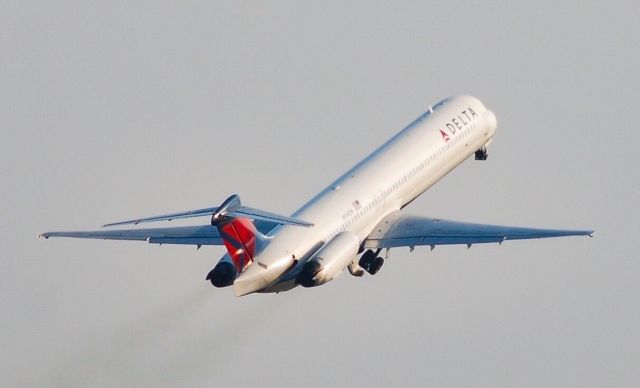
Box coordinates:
[358,249,384,275]
[475,146,488,161]
[348,261,364,277]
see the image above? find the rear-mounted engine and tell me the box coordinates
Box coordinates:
[206,261,237,287]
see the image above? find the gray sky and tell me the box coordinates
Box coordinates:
[2,1,639,387]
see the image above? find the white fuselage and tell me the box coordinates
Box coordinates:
[234,95,497,296]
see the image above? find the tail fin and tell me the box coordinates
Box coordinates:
[215,217,267,272]
[211,195,274,272]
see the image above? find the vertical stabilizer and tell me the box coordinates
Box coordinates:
[211,195,268,272]
[217,217,263,271]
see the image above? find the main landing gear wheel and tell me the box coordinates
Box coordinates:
[475,146,488,160]
[358,249,385,275]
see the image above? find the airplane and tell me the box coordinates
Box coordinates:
[40,95,593,296]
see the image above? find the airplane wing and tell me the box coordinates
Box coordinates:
[39,220,281,246]
[364,211,593,249]
[40,225,223,246]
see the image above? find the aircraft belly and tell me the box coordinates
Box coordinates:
[240,96,493,293]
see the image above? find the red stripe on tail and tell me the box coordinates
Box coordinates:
[219,218,257,272]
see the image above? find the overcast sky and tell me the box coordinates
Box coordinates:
[2,1,639,387]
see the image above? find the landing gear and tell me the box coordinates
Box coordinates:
[475,146,488,161]
[348,261,365,277]
[358,249,384,275]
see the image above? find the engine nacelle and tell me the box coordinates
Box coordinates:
[297,231,359,287]
[206,260,237,288]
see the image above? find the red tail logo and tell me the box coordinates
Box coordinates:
[218,218,257,272]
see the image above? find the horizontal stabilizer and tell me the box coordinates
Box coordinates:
[227,207,313,227]
[103,207,219,227]
[102,194,313,228]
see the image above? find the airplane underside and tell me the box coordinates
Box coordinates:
[40,95,592,297]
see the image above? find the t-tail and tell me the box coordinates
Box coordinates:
[207,195,270,287]
[98,193,313,288]
[205,194,313,288]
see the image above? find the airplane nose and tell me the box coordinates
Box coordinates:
[233,263,268,297]
[486,109,497,135]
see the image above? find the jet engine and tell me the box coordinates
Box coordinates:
[206,255,237,287]
[297,231,359,287]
